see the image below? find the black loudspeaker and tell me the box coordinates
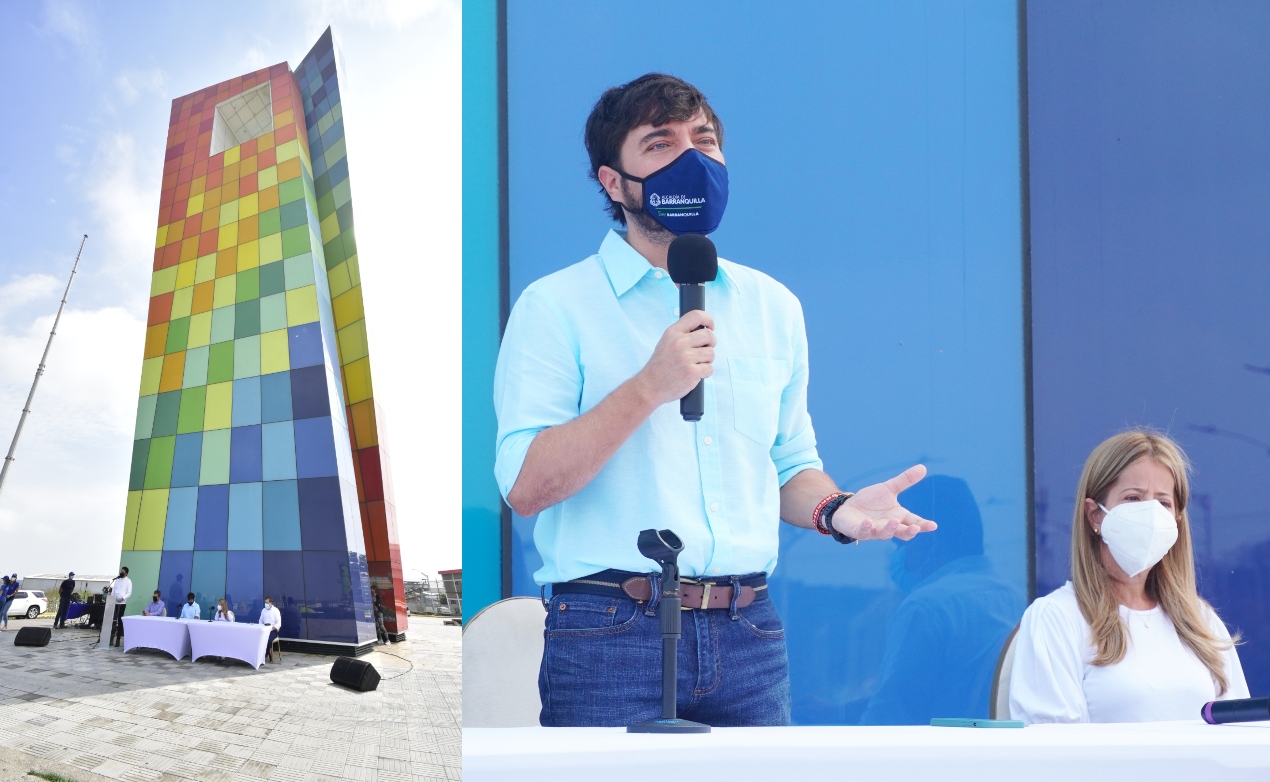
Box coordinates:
[14,627,51,647]
[88,602,105,629]
[330,656,380,692]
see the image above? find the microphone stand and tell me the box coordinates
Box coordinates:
[97,581,116,647]
[628,528,711,733]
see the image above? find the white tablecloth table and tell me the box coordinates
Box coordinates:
[463,721,1270,782]
[186,621,273,669]
[120,616,194,660]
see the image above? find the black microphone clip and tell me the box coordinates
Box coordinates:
[628,528,710,734]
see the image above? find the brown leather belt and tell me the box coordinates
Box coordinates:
[621,577,762,610]
[552,569,769,610]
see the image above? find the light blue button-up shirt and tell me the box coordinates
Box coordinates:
[495,230,822,584]
[179,601,201,619]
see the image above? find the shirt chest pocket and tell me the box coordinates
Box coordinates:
[728,357,790,447]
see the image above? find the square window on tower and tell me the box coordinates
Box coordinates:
[210,83,274,156]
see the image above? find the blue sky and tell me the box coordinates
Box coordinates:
[0,1,460,581]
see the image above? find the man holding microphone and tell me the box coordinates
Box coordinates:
[108,566,131,646]
[494,74,937,727]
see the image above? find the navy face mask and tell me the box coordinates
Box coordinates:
[618,148,728,235]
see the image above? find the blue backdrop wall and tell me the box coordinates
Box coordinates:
[499,0,1029,725]
[463,0,1270,724]
[1027,0,1270,697]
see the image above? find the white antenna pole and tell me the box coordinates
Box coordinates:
[0,234,88,501]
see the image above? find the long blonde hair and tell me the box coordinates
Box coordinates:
[1071,429,1237,694]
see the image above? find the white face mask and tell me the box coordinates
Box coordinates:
[1097,499,1179,578]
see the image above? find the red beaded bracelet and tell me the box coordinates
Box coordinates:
[812,492,851,535]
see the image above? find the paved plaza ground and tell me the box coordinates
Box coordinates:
[0,615,461,782]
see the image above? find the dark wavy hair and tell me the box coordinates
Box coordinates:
[584,73,724,224]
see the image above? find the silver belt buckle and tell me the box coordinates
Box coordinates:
[699,582,712,610]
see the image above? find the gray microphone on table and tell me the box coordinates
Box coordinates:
[1201,696,1269,724]
[666,234,719,422]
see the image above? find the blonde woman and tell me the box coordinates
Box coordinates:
[1009,429,1248,723]
[213,599,235,622]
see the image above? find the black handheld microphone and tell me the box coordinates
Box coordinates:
[1202,696,1270,724]
[666,234,718,423]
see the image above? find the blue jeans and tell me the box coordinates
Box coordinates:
[0,598,11,627]
[538,589,791,727]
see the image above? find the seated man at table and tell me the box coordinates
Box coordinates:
[179,593,202,619]
[142,591,166,617]
[260,595,282,662]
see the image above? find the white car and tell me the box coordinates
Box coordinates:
[7,590,47,620]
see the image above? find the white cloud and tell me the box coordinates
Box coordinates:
[0,306,142,444]
[84,133,155,258]
[306,0,451,30]
[41,0,91,47]
[77,132,161,315]
[115,68,166,104]
[328,5,463,577]
[0,128,158,578]
[243,46,270,70]
[54,143,79,168]
[0,274,60,311]
[0,299,145,575]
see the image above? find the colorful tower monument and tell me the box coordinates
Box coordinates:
[294,29,407,638]
[119,29,405,651]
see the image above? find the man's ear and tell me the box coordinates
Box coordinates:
[597,165,625,204]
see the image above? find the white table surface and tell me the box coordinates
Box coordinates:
[463,721,1270,782]
[121,616,195,660]
[186,621,273,669]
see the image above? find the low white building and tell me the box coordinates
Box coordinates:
[19,574,114,600]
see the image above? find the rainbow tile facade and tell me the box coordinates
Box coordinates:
[118,29,406,647]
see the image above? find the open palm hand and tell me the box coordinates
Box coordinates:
[832,464,938,541]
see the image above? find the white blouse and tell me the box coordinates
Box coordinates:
[1009,582,1248,724]
[213,609,235,622]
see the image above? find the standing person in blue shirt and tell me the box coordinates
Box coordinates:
[179,593,201,619]
[494,73,938,728]
[0,576,14,631]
